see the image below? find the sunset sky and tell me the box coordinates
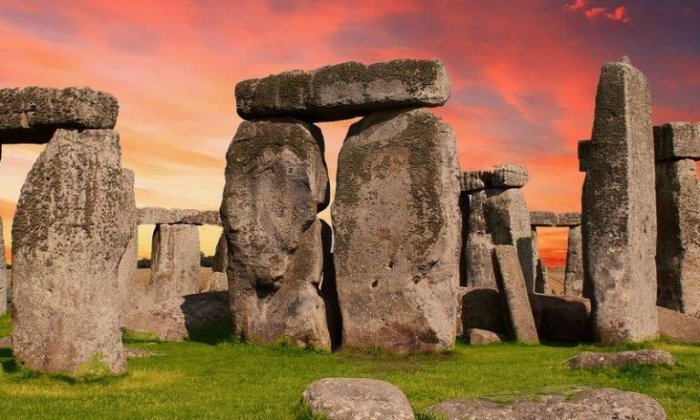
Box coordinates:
[1,0,699,266]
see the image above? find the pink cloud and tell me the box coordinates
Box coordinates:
[564,0,590,12]
[566,1,631,24]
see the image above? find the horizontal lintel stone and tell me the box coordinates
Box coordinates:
[137,207,221,226]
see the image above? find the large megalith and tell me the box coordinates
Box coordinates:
[333,108,461,353]
[463,189,497,289]
[564,225,584,296]
[150,223,200,302]
[221,118,331,350]
[11,129,135,374]
[0,218,7,315]
[581,57,658,344]
[117,169,137,326]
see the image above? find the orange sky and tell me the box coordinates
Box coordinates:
[1,0,699,267]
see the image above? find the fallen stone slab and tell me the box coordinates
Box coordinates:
[654,122,700,161]
[493,245,539,343]
[658,306,700,343]
[582,57,658,344]
[530,211,582,227]
[567,349,675,369]
[236,59,450,122]
[137,207,221,225]
[467,328,503,345]
[426,387,665,420]
[302,378,415,420]
[333,108,461,353]
[0,87,118,144]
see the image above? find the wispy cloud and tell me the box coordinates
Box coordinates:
[565,1,631,23]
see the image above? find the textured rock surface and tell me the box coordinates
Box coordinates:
[484,188,534,291]
[150,224,201,302]
[333,108,461,353]
[221,118,331,350]
[137,207,220,225]
[427,387,665,420]
[463,190,497,289]
[655,159,700,317]
[457,287,507,337]
[213,232,228,273]
[530,211,582,227]
[117,170,137,326]
[567,349,675,369]
[467,328,502,345]
[578,139,592,172]
[535,258,548,294]
[236,59,450,122]
[0,218,7,315]
[493,245,539,343]
[460,170,486,192]
[531,294,591,343]
[581,58,658,344]
[564,225,584,296]
[11,129,134,374]
[0,87,118,144]
[302,378,414,420]
[490,164,528,188]
[654,122,700,161]
[658,306,700,343]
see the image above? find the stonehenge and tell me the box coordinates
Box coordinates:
[580,57,659,344]
[0,218,6,315]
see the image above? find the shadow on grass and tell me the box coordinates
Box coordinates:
[186,316,234,345]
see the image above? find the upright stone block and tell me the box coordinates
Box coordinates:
[531,227,540,292]
[535,259,548,294]
[654,122,700,161]
[213,232,228,273]
[333,108,461,353]
[581,58,658,344]
[493,245,539,343]
[221,118,331,350]
[117,169,137,325]
[564,225,584,296]
[484,188,534,292]
[12,129,134,374]
[0,218,7,315]
[655,159,700,317]
[150,224,200,302]
[464,190,498,289]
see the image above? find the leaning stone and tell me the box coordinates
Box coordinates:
[137,207,221,225]
[467,328,503,345]
[564,225,584,296]
[567,349,675,369]
[582,58,658,344]
[654,122,700,161]
[463,190,498,289]
[493,245,539,343]
[222,118,331,350]
[0,218,7,315]
[427,387,665,420]
[11,129,134,375]
[236,59,450,122]
[484,188,535,291]
[302,378,414,420]
[333,108,461,353]
[657,306,700,343]
[0,87,118,144]
[489,164,528,188]
[212,232,228,273]
[656,159,700,317]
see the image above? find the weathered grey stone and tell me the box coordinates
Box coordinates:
[457,287,507,337]
[493,245,539,343]
[11,129,134,375]
[530,228,540,294]
[559,212,582,226]
[333,108,461,353]
[137,207,221,226]
[0,87,118,144]
[578,139,591,172]
[460,170,486,192]
[531,293,591,343]
[489,164,528,188]
[427,387,665,420]
[535,259,548,294]
[0,218,7,315]
[567,349,675,369]
[530,211,582,227]
[150,224,200,302]
[302,378,414,420]
[654,122,700,161]
[655,159,700,317]
[581,58,658,344]
[484,188,534,291]
[658,306,700,343]
[236,59,450,122]
[467,328,503,345]
[221,118,331,350]
[199,271,228,292]
[117,170,137,326]
[564,225,584,296]
[464,190,497,289]
[213,232,228,273]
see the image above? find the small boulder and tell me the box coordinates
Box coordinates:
[467,329,502,345]
[566,349,675,369]
[302,378,414,420]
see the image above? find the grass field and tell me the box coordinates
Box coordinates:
[1,314,700,419]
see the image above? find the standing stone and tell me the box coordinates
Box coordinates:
[333,108,461,353]
[117,169,137,326]
[655,159,700,317]
[221,118,331,350]
[581,57,658,344]
[464,190,498,289]
[535,259,548,294]
[484,188,534,292]
[213,232,228,273]
[12,129,134,374]
[150,224,200,302]
[531,227,540,292]
[564,225,584,296]
[0,218,6,315]
[493,245,539,343]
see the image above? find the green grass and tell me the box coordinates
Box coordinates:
[1,314,700,419]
